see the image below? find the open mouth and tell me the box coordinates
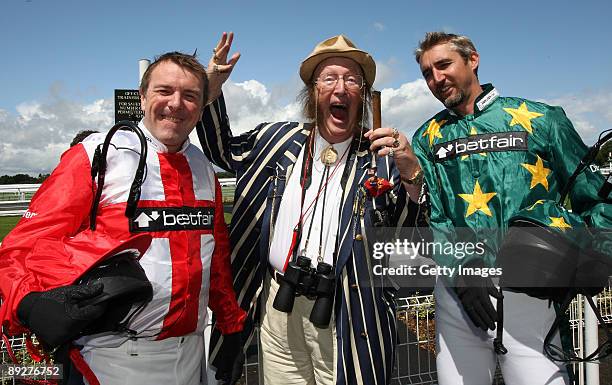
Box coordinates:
[438,85,454,98]
[162,115,183,123]
[330,103,348,121]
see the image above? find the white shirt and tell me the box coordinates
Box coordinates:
[269,131,352,272]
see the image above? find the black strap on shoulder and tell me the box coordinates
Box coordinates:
[89,121,148,230]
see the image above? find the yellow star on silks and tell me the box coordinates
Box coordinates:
[461,127,487,160]
[458,180,497,217]
[503,102,544,134]
[422,118,447,146]
[527,199,545,211]
[548,216,572,232]
[521,155,551,191]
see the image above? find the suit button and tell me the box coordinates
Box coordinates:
[350,284,358,291]
[472,170,480,178]
[360,332,368,339]
[355,234,363,241]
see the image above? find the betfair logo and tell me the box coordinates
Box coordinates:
[22,210,38,219]
[433,131,528,161]
[130,207,214,232]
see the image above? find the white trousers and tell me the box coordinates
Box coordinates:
[435,279,569,385]
[81,333,205,385]
[260,275,336,385]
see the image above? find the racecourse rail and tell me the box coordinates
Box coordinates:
[0,179,238,217]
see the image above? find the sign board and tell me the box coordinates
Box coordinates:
[114,89,143,123]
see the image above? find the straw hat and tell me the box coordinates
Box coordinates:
[299,35,376,86]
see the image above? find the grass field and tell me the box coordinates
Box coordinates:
[0,216,20,242]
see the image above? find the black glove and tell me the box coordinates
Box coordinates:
[213,332,244,385]
[454,261,502,331]
[17,282,107,348]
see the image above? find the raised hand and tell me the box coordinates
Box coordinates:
[207,32,241,104]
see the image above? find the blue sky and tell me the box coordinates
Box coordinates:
[1,0,611,174]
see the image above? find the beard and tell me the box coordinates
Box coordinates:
[443,90,465,109]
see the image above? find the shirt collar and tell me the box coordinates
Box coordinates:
[138,120,190,154]
[314,129,352,163]
[447,83,499,117]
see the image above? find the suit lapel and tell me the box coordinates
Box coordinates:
[335,133,371,273]
[259,124,311,266]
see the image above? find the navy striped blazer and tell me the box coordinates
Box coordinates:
[197,95,420,385]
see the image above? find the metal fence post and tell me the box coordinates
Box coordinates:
[584,295,600,385]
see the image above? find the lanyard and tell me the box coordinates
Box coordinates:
[281,131,351,272]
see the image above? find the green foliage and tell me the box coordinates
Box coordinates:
[408,295,435,319]
[0,174,49,185]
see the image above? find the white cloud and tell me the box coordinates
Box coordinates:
[541,90,612,143]
[0,96,113,175]
[234,80,271,105]
[379,79,441,137]
[373,22,386,32]
[374,57,402,89]
[4,80,610,176]
[220,79,302,134]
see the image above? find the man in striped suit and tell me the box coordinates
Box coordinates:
[197,33,423,385]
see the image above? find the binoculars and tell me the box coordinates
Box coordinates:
[272,256,336,327]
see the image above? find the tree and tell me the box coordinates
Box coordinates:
[0,174,49,185]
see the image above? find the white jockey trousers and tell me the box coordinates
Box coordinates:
[435,278,569,385]
[81,333,205,385]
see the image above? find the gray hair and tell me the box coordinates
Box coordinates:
[414,32,479,76]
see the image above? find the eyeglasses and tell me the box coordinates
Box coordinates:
[316,73,364,90]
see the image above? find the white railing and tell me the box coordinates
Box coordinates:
[0,184,40,201]
[218,178,237,187]
[0,179,238,217]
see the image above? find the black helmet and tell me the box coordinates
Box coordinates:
[497,200,588,302]
[78,250,153,334]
